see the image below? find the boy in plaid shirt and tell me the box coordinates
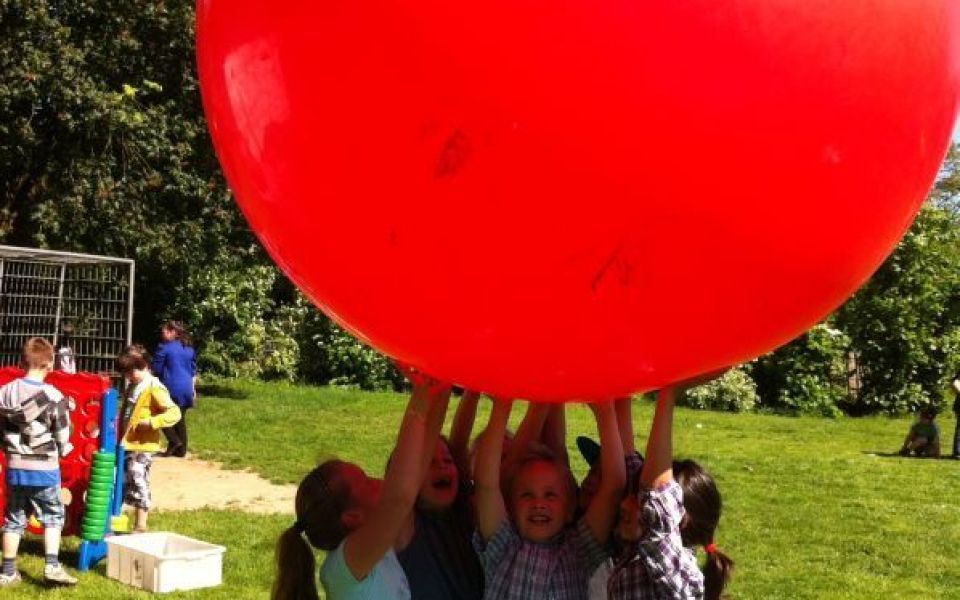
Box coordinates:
[473,398,625,600]
[608,373,733,600]
[0,338,77,586]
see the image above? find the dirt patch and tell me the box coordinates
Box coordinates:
[149,455,295,515]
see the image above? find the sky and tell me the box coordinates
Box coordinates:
[954,117,960,143]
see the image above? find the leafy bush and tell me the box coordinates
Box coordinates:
[834,198,960,414]
[751,323,850,416]
[679,367,759,413]
[295,299,402,391]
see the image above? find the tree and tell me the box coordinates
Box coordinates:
[834,146,960,413]
[1,1,265,351]
[755,146,960,415]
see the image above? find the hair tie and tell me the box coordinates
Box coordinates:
[293,520,307,534]
[704,542,718,555]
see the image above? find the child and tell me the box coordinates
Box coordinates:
[473,398,625,600]
[55,322,76,374]
[272,367,451,600]
[396,391,484,599]
[577,398,644,518]
[579,398,644,600]
[608,375,733,600]
[0,337,77,586]
[117,344,182,533]
[898,407,941,458]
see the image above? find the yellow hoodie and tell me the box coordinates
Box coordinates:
[121,374,181,453]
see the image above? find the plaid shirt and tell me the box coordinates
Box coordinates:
[474,518,607,600]
[607,480,704,600]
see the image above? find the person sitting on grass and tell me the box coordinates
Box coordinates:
[898,407,941,458]
[117,345,182,533]
[608,373,733,600]
[473,397,625,600]
[272,367,451,600]
[0,337,78,586]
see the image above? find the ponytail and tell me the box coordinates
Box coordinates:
[272,526,319,600]
[673,459,733,600]
[272,460,354,600]
[703,545,734,600]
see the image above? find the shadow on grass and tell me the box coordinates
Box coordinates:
[14,537,81,586]
[196,383,250,400]
[861,450,958,460]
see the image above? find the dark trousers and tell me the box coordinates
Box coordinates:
[162,409,188,456]
[953,414,960,457]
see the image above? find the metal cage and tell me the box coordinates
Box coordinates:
[0,245,134,376]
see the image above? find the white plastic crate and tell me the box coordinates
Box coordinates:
[105,532,226,593]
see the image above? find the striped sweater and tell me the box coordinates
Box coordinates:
[0,378,73,473]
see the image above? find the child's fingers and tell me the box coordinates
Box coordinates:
[393,359,427,386]
[394,359,452,394]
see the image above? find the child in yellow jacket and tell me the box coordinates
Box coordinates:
[117,345,181,532]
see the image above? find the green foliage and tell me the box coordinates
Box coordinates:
[751,323,851,416]
[0,0,266,344]
[834,183,960,414]
[296,303,403,391]
[752,147,960,415]
[679,367,758,412]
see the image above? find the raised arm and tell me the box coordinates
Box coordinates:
[417,378,455,483]
[639,386,678,490]
[503,400,549,474]
[474,397,513,541]
[641,370,727,490]
[344,373,451,580]
[615,397,635,456]
[542,404,569,466]
[582,401,626,542]
[449,389,480,477]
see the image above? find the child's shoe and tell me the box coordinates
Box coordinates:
[43,564,78,586]
[0,570,22,586]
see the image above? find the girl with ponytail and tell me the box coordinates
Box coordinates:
[608,373,733,600]
[272,367,451,600]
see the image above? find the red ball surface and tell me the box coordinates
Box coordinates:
[196,0,960,401]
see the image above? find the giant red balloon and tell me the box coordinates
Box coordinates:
[196,1,960,401]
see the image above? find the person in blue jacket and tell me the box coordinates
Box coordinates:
[151,321,197,457]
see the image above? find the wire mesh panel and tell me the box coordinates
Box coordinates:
[61,263,133,375]
[0,261,63,364]
[0,247,134,377]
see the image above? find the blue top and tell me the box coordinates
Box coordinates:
[320,541,410,600]
[151,340,196,408]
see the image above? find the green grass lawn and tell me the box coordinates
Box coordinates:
[6,378,960,598]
